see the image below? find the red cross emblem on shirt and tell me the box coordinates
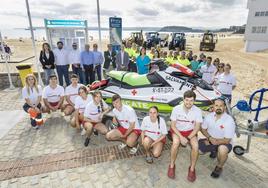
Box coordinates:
[131,89,137,96]
[220,125,224,129]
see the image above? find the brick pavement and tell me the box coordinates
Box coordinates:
[0,90,267,188]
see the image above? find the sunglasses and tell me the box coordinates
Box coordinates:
[218,66,224,68]
[97,106,101,113]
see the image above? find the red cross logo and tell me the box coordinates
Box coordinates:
[131,89,137,96]
[150,96,155,101]
[220,125,224,129]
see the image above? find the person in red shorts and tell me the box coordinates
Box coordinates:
[70,86,92,132]
[83,90,110,147]
[141,106,167,164]
[167,90,203,182]
[106,94,141,155]
[42,75,65,115]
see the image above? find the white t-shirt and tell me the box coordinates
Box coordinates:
[113,104,140,130]
[141,116,168,141]
[217,73,236,95]
[200,64,217,84]
[213,72,223,86]
[84,100,109,121]
[74,95,93,113]
[65,84,83,104]
[202,112,236,144]
[170,104,203,131]
[42,85,65,103]
[22,85,42,105]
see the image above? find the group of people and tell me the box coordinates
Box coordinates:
[22,72,235,182]
[39,41,236,103]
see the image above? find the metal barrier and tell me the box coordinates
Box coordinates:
[248,88,268,121]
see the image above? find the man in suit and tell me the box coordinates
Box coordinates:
[103,44,116,72]
[115,45,129,71]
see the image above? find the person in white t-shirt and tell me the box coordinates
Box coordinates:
[42,75,65,114]
[200,56,217,84]
[63,74,83,116]
[199,98,235,178]
[212,63,225,87]
[141,106,167,163]
[83,90,110,147]
[70,86,92,131]
[217,63,236,103]
[22,74,43,129]
[167,90,203,182]
[106,94,141,155]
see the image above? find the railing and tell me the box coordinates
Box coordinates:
[248,88,268,121]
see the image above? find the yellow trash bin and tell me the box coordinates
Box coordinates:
[16,63,33,87]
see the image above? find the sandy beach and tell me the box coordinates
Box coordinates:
[2,35,267,100]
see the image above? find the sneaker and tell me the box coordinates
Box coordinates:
[33,126,39,130]
[84,137,90,147]
[81,128,86,136]
[118,143,127,150]
[129,144,139,155]
[209,151,217,159]
[145,156,153,164]
[187,167,196,182]
[211,166,222,178]
[167,165,176,179]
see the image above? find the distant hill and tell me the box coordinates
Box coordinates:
[159,26,204,32]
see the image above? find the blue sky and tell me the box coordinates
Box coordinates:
[0,0,248,29]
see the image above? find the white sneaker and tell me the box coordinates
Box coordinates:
[118,143,127,150]
[129,144,139,155]
[81,128,86,136]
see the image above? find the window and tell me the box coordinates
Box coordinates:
[252,26,267,34]
[265,11,268,16]
[255,12,260,16]
[261,26,267,33]
[260,11,265,16]
[252,26,257,33]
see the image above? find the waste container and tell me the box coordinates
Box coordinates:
[16,63,33,87]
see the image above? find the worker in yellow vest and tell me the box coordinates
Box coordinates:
[177,51,191,68]
[165,50,174,65]
[125,41,132,57]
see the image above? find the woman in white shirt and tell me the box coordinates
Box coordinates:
[141,106,168,163]
[212,63,225,87]
[83,90,110,147]
[22,74,43,129]
[70,86,92,131]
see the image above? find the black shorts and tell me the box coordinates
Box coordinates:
[198,138,232,153]
[23,103,42,112]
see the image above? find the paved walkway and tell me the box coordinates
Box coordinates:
[0,90,267,188]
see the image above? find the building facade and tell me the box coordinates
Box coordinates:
[244,0,268,52]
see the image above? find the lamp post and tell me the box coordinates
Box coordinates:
[25,0,43,86]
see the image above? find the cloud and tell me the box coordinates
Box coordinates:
[99,9,121,17]
[134,7,159,16]
[159,2,199,13]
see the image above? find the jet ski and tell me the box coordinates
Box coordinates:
[90,59,221,114]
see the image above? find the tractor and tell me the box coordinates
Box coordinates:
[199,31,218,51]
[168,32,186,50]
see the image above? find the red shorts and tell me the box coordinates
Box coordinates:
[145,135,166,144]
[83,121,98,128]
[117,126,141,136]
[49,102,59,107]
[170,128,193,137]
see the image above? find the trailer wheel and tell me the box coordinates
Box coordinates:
[233,145,245,156]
